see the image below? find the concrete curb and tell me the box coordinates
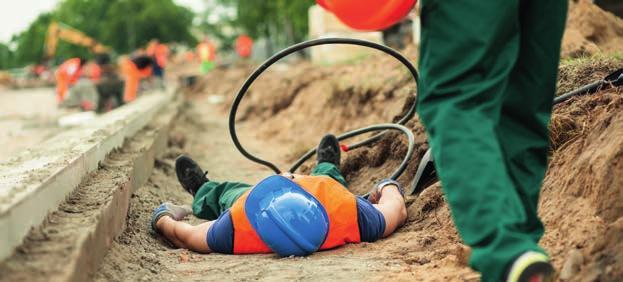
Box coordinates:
[63,102,179,281]
[0,91,174,261]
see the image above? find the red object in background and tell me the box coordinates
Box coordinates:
[235,35,253,58]
[197,41,216,62]
[34,64,46,76]
[316,0,416,31]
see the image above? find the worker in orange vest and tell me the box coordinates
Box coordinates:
[147,40,169,88]
[196,40,216,74]
[151,135,407,256]
[119,55,153,103]
[55,57,86,103]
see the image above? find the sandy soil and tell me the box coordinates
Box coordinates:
[94,96,479,281]
[94,48,623,282]
[562,0,623,58]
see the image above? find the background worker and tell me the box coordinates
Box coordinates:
[196,39,216,74]
[59,61,99,111]
[94,53,124,112]
[318,0,568,281]
[54,57,85,103]
[151,135,407,255]
[119,55,153,103]
[146,40,169,89]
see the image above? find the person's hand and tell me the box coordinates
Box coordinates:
[150,202,192,232]
[367,179,404,204]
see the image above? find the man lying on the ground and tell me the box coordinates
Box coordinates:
[150,134,407,256]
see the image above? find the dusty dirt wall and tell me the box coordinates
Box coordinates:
[562,0,623,58]
[190,50,623,280]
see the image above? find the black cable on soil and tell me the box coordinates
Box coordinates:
[228,38,419,181]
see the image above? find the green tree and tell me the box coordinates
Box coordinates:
[202,0,315,53]
[7,0,197,68]
[10,13,54,66]
[0,43,15,69]
[102,0,196,53]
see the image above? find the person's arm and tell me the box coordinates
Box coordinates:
[155,216,213,253]
[372,185,408,237]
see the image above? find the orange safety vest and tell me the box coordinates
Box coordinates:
[55,58,82,102]
[197,42,215,62]
[120,58,152,102]
[155,44,169,68]
[230,175,361,254]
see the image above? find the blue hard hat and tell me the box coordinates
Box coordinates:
[245,175,329,257]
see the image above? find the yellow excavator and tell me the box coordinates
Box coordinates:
[44,21,110,58]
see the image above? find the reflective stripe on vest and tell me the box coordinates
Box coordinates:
[230,175,361,254]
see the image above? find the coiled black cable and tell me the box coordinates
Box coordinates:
[228,38,419,181]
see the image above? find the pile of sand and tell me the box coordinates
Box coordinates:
[562,0,623,58]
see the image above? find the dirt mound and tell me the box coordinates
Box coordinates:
[544,57,623,280]
[562,0,623,58]
[202,50,623,280]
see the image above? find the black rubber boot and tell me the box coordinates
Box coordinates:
[316,134,341,167]
[175,155,209,196]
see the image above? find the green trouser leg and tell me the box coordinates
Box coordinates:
[417,0,567,281]
[192,162,348,220]
[192,181,252,220]
[311,162,348,187]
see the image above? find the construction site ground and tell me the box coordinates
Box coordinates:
[93,52,623,281]
[1,52,622,282]
[0,1,622,281]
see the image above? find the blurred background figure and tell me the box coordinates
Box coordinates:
[94,53,124,113]
[119,55,153,103]
[54,57,85,103]
[197,39,215,74]
[235,35,253,59]
[146,39,169,89]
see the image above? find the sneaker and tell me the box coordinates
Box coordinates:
[317,134,341,167]
[506,251,555,282]
[175,155,209,196]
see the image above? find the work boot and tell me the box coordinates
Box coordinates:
[506,251,555,282]
[317,134,341,167]
[175,155,209,196]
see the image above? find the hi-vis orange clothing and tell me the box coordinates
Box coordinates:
[147,42,170,68]
[120,57,152,102]
[229,175,360,254]
[55,58,82,102]
[155,44,169,68]
[197,42,215,62]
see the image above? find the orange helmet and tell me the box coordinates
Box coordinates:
[317,0,416,31]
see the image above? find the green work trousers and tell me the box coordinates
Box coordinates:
[417,0,567,281]
[191,162,348,220]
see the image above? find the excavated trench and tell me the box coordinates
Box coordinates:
[93,95,477,281]
[94,56,623,282]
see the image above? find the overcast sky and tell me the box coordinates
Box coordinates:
[0,0,206,43]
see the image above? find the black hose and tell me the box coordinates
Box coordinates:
[228,38,419,177]
[553,68,623,105]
